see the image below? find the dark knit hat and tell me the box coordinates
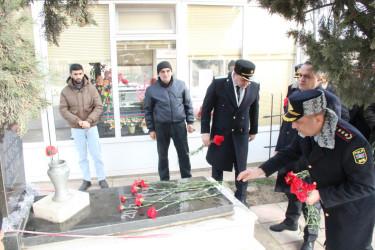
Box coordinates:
[157,61,172,74]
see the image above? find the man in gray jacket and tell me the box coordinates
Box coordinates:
[144,61,194,181]
[59,64,108,191]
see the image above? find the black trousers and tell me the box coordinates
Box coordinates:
[155,122,192,181]
[212,163,248,203]
[285,193,321,242]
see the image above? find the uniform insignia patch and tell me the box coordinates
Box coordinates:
[336,124,355,142]
[352,148,367,164]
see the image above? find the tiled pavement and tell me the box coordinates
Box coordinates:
[33,167,375,250]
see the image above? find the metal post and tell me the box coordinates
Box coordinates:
[280,93,283,125]
[268,94,273,158]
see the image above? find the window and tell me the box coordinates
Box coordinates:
[47,5,111,140]
[187,5,243,132]
[116,5,176,34]
[116,40,176,137]
[188,5,242,58]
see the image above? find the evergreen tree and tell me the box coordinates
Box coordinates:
[258,0,375,106]
[0,0,95,136]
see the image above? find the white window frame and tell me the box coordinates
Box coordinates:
[115,7,176,35]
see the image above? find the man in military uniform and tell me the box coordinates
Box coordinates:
[272,61,342,250]
[201,59,260,207]
[238,89,375,250]
[286,63,302,98]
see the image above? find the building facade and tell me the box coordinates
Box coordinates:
[22,0,299,182]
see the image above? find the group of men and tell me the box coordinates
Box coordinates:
[59,59,374,249]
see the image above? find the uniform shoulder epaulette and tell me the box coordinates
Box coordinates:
[336,124,356,142]
[214,75,227,80]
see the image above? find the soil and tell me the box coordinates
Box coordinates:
[225,177,288,206]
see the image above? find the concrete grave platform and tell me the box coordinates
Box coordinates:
[22,177,234,247]
[32,190,90,223]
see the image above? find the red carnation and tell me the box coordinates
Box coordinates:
[283,97,289,108]
[197,106,202,118]
[212,135,224,146]
[120,195,126,203]
[291,178,303,189]
[147,206,157,219]
[131,183,139,194]
[121,79,129,85]
[140,180,148,188]
[135,195,144,206]
[46,145,58,157]
[285,171,297,185]
[150,78,156,84]
[45,145,58,164]
[119,205,125,212]
[297,190,308,202]
[307,183,316,191]
[188,135,224,156]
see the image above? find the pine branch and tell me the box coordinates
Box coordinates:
[303,3,335,15]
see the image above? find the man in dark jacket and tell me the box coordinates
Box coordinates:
[272,61,341,250]
[238,89,375,250]
[144,61,194,181]
[60,64,108,191]
[200,59,259,207]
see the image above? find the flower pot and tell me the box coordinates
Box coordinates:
[48,159,72,202]
[128,125,136,134]
[141,126,148,133]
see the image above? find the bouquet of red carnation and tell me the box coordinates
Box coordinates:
[285,170,321,231]
[188,135,224,156]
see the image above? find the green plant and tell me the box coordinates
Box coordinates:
[0,2,48,136]
[258,0,375,106]
[0,0,96,136]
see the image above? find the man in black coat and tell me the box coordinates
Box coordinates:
[201,59,259,207]
[272,62,342,250]
[238,89,375,250]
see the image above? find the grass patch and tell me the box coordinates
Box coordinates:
[252,178,276,188]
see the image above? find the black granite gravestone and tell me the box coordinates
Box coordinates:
[0,130,29,250]
[22,177,233,247]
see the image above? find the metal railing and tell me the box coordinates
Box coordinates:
[262,93,284,158]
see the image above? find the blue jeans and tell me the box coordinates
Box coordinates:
[71,126,105,181]
[155,122,192,181]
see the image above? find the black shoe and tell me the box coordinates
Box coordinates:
[79,180,92,191]
[301,241,314,250]
[270,221,298,232]
[241,200,250,208]
[99,179,109,188]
